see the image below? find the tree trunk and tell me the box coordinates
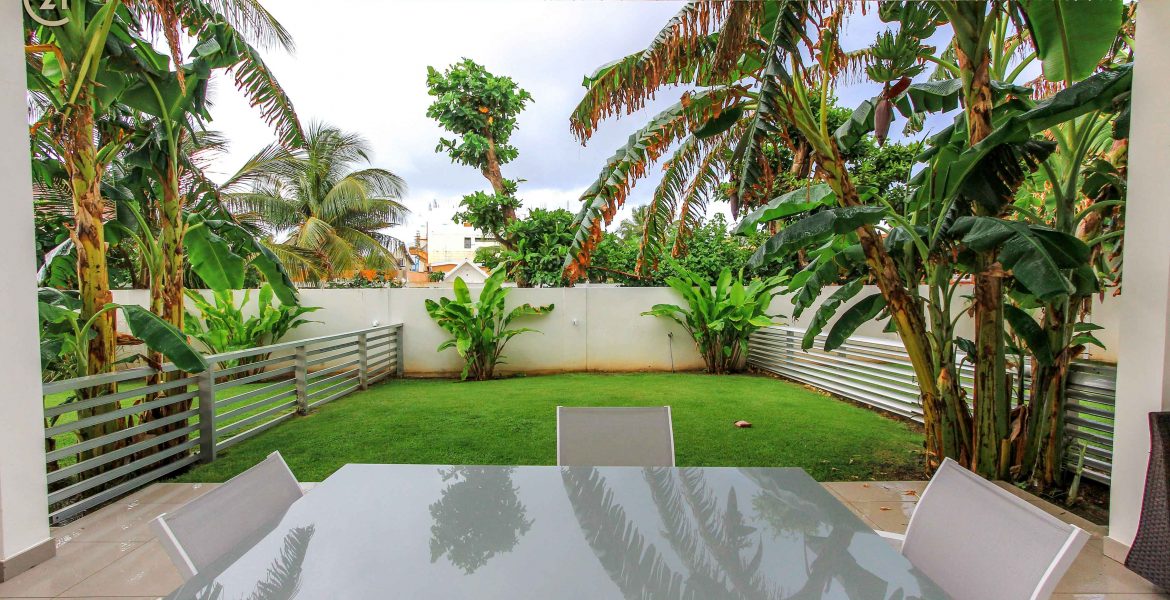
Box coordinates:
[144,162,191,459]
[62,102,123,460]
[817,150,966,470]
[958,34,1009,479]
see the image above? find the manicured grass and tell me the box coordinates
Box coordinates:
[172,372,926,483]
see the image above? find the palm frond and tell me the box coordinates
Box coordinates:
[563,87,743,281]
[569,1,737,142]
[227,42,305,148]
[672,139,728,258]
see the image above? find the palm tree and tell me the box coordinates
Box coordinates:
[227,123,409,284]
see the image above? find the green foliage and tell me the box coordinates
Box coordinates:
[183,284,319,376]
[453,189,522,241]
[428,271,447,283]
[426,59,533,171]
[325,271,404,289]
[424,268,553,381]
[643,268,786,374]
[591,214,775,287]
[38,289,206,380]
[495,208,576,287]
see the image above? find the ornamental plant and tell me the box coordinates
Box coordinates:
[643,268,786,374]
[425,268,553,381]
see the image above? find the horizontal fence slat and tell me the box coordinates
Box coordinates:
[214,365,296,391]
[217,390,298,423]
[45,391,197,437]
[50,454,200,524]
[213,379,296,409]
[44,323,402,523]
[48,439,199,504]
[46,409,198,463]
[216,400,298,437]
[216,412,296,452]
[47,424,200,484]
[308,381,360,409]
[45,375,197,418]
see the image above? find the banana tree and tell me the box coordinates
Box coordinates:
[875,0,1126,478]
[767,59,1131,485]
[26,1,133,385]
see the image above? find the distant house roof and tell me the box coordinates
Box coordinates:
[442,260,490,283]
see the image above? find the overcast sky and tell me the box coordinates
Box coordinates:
[202,1,956,243]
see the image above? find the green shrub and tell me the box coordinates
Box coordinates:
[425,268,552,381]
[643,268,786,374]
[183,284,320,377]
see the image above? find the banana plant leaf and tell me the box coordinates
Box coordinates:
[802,278,863,350]
[185,219,246,291]
[117,304,207,373]
[1021,0,1124,82]
[825,293,888,352]
[1004,304,1054,366]
[734,184,835,235]
[748,206,886,268]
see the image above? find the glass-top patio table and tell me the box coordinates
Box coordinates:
[164,464,948,599]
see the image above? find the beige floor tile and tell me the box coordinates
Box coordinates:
[56,541,181,598]
[1055,540,1167,595]
[0,541,140,599]
[843,501,916,534]
[52,502,184,544]
[822,481,925,503]
[123,482,219,506]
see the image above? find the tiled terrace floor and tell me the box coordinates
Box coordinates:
[1,481,1164,599]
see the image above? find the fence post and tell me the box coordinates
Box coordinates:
[197,367,217,464]
[294,345,309,414]
[357,333,369,390]
[395,324,405,378]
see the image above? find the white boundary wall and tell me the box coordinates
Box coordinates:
[112,287,709,375]
[113,283,1121,377]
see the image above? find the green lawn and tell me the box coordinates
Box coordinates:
[172,372,926,483]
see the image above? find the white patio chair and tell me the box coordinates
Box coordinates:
[556,406,675,467]
[150,451,304,580]
[877,458,1090,600]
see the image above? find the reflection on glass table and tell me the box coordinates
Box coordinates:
[165,465,948,600]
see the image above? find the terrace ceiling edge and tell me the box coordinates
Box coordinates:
[0,0,54,581]
[1106,0,1170,563]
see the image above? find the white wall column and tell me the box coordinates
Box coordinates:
[0,2,55,581]
[1105,0,1170,561]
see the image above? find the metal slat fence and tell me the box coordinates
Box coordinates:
[747,325,1116,484]
[42,323,403,523]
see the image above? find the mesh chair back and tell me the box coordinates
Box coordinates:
[151,451,303,579]
[557,406,675,467]
[901,458,1090,600]
[1126,412,1170,590]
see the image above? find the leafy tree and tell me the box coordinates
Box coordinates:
[426,59,532,247]
[227,123,409,285]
